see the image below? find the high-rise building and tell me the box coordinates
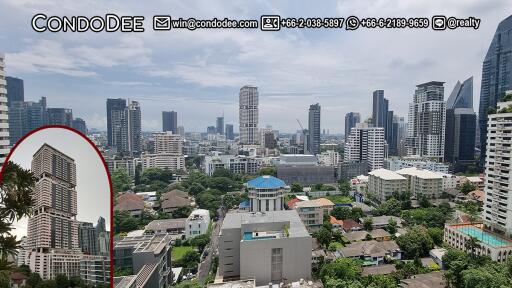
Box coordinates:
[162,111,177,134]
[154,131,182,155]
[344,112,360,142]
[106,99,141,154]
[372,90,389,128]
[47,108,73,126]
[126,100,141,154]
[207,126,216,135]
[177,125,185,136]
[479,16,512,166]
[344,123,385,172]
[106,98,127,147]
[406,81,446,162]
[216,116,224,135]
[5,76,24,106]
[0,54,10,166]
[343,123,386,171]
[225,124,234,140]
[445,77,476,171]
[308,103,321,155]
[393,116,408,156]
[72,118,87,135]
[78,222,97,255]
[27,144,82,280]
[483,96,512,237]
[239,85,259,144]
[8,97,47,145]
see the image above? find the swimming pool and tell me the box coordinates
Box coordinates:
[456,226,512,247]
[243,232,276,240]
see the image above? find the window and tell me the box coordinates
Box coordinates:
[271,248,283,282]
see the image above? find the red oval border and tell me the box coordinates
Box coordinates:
[0,125,114,288]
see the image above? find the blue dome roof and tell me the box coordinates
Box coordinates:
[247,175,286,189]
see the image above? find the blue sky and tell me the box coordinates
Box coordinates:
[0,0,510,133]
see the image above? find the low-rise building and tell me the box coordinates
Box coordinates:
[444,223,512,262]
[106,157,137,177]
[384,157,449,173]
[145,219,187,235]
[114,234,172,288]
[218,210,312,286]
[203,155,261,176]
[114,193,144,217]
[140,153,186,172]
[368,168,408,202]
[185,209,210,239]
[435,172,458,190]
[339,240,402,266]
[317,150,340,167]
[160,190,192,214]
[364,216,403,230]
[294,198,335,231]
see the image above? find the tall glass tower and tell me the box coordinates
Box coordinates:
[478,16,512,166]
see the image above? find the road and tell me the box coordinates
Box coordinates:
[197,213,223,284]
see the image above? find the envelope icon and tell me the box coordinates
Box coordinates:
[154,15,171,30]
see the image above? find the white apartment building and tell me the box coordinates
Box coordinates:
[0,53,10,166]
[27,252,82,280]
[344,123,385,171]
[219,210,312,286]
[368,168,408,202]
[317,150,340,167]
[80,255,110,285]
[384,157,449,173]
[435,172,458,190]
[294,198,335,231]
[203,154,261,176]
[185,209,210,239]
[483,98,512,236]
[154,131,183,155]
[239,85,259,145]
[396,167,443,199]
[406,81,446,162]
[140,153,185,172]
[106,157,137,177]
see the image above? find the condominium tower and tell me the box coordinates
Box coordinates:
[406,81,446,162]
[0,54,10,166]
[344,123,386,172]
[162,111,178,134]
[308,103,321,155]
[239,85,259,145]
[26,144,82,279]
[344,112,360,142]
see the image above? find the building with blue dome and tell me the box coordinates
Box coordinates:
[247,175,286,212]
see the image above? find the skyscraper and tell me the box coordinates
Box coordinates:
[126,100,141,154]
[48,108,73,126]
[27,144,82,279]
[8,97,47,145]
[106,99,141,154]
[106,98,127,147]
[225,124,234,140]
[216,116,224,135]
[344,112,360,142]
[445,77,476,171]
[72,118,87,135]
[239,85,259,145]
[308,103,321,155]
[372,90,389,128]
[78,222,97,255]
[406,81,446,162]
[0,54,10,166]
[162,111,177,134]
[478,16,512,166]
[344,123,385,171]
[5,76,24,106]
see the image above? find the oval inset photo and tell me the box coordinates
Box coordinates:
[0,126,111,287]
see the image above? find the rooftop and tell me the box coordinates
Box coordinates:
[401,271,446,288]
[145,218,187,231]
[396,167,442,179]
[369,168,407,180]
[247,175,286,189]
[448,224,512,248]
[294,198,334,208]
[222,210,309,238]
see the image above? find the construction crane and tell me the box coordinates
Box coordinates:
[296,119,305,132]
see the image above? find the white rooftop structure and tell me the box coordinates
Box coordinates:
[368,168,407,180]
[396,167,442,179]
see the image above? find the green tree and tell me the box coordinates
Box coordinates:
[363,218,373,231]
[427,227,444,246]
[175,280,202,288]
[331,206,352,220]
[0,271,10,288]
[26,272,43,287]
[0,162,37,263]
[290,183,303,193]
[387,218,397,235]
[259,167,277,177]
[338,180,351,196]
[320,258,361,283]
[459,181,477,194]
[190,234,211,252]
[396,226,434,259]
[55,274,69,288]
[351,207,364,219]
[212,167,232,178]
[464,236,481,258]
[111,169,132,193]
[314,228,332,248]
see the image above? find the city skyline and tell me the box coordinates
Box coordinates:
[0,0,509,133]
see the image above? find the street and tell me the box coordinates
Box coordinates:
[197,214,223,284]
